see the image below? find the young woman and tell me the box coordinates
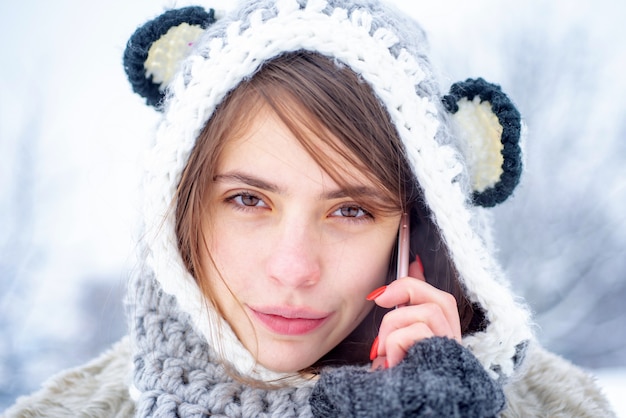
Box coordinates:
[5,0,615,416]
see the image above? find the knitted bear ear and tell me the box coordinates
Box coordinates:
[442,78,523,207]
[123,6,216,109]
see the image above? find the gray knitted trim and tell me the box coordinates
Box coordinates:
[127,269,314,417]
[310,337,506,417]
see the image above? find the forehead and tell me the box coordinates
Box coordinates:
[216,102,375,189]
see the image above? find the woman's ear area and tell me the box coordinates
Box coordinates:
[123,6,216,109]
[442,78,523,208]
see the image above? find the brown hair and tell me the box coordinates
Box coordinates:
[175,51,479,369]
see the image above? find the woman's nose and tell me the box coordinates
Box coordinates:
[265,219,321,288]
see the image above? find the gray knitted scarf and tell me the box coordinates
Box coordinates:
[127,266,504,417]
[127,269,315,417]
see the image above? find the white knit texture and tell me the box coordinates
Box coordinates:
[141,0,533,382]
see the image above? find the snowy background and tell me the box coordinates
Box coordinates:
[1,0,625,415]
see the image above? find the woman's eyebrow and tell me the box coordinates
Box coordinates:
[214,171,386,202]
[324,186,396,214]
[213,172,282,194]
[321,186,384,201]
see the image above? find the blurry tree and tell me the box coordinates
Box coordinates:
[0,104,40,406]
[491,14,626,368]
[78,279,126,357]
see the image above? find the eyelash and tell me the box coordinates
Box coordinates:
[330,204,374,223]
[224,191,375,223]
[224,191,268,212]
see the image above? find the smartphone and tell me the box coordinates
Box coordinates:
[396,212,410,280]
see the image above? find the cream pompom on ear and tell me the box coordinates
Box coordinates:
[443,78,523,207]
[123,6,216,109]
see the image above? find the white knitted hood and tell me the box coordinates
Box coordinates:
[125,0,533,386]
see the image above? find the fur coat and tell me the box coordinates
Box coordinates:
[4,336,615,417]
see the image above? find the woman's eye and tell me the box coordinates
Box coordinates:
[332,205,372,219]
[239,193,260,206]
[228,192,268,209]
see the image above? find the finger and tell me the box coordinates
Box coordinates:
[396,255,424,308]
[407,254,425,281]
[383,322,434,368]
[373,277,462,340]
[370,355,387,371]
[376,303,459,350]
[376,277,449,308]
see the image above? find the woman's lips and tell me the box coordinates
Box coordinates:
[249,306,331,335]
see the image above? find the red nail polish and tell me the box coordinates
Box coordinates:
[415,254,424,275]
[369,336,379,361]
[366,285,387,301]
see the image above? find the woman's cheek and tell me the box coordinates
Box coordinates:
[332,232,393,296]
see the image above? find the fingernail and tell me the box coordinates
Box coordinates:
[384,359,389,369]
[369,336,379,361]
[415,254,424,275]
[366,285,387,301]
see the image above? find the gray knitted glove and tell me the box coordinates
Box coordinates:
[309,337,505,418]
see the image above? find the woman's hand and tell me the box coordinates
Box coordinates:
[368,255,462,370]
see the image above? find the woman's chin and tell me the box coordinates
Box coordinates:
[257,356,315,374]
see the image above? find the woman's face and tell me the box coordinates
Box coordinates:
[203,104,401,373]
